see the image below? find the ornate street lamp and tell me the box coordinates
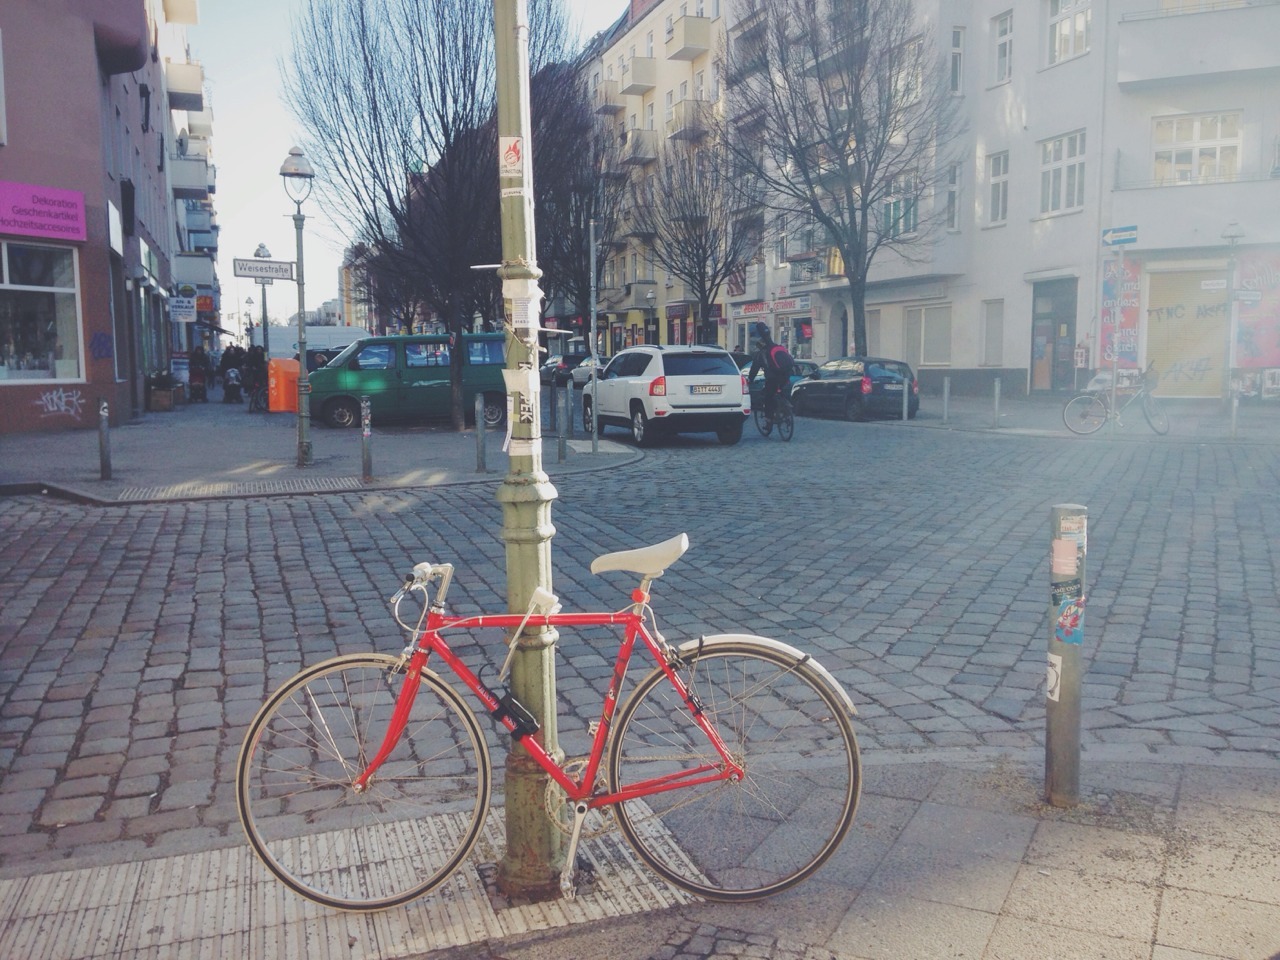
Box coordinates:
[253,243,272,357]
[280,146,315,466]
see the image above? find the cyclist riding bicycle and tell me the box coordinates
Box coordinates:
[746,321,794,422]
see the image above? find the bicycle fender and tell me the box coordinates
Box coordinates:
[679,634,857,716]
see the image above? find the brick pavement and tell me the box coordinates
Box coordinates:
[0,394,1278,957]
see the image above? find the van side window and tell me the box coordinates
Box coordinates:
[467,340,505,365]
[353,344,393,370]
[406,343,449,367]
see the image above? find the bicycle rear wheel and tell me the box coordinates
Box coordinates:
[237,654,491,911]
[776,399,794,441]
[607,641,860,901]
[1142,392,1169,435]
[1063,394,1107,434]
[754,405,773,437]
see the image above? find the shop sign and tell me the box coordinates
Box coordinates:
[730,295,811,320]
[171,297,197,323]
[0,180,87,242]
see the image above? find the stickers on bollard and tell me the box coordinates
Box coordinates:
[1047,653,1063,702]
[1055,596,1086,645]
[1051,577,1081,608]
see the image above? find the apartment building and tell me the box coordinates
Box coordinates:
[0,0,219,434]
[588,0,1280,399]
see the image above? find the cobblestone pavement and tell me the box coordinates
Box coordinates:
[1,403,1278,957]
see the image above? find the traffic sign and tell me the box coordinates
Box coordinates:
[1102,226,1137,246]
[233,258,294,280]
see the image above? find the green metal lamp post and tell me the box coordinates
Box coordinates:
[280,147,314,467]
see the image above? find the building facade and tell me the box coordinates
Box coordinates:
[0,0,218,434]
[587,0,1280,399]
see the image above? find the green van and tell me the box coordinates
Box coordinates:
[309,333,507,428]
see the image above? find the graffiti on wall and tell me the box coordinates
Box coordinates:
[33,388,86,419]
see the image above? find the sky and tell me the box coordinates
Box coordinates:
[194,0,627,340]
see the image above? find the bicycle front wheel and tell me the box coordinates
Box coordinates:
[237,654,491,911]
[607,642,860,901]
[754,404,773,437]
[1142,392,1169,435]
[776,400,794,441]
[1063,394,1107,434]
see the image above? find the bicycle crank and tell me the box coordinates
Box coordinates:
[543,758,614,839]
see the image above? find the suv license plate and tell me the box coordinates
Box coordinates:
[883,383,904,391]
[689,384,722,395]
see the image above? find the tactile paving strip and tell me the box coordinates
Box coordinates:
[116,477,365,501]
[0,809,692,959]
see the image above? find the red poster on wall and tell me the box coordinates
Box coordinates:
[1100,256,1140,368]
[1236,252,1280,368]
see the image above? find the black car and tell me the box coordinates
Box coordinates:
[791,356,919,421]
[553,352,590,385]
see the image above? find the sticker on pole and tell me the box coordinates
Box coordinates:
[499,137,524,178]
[1047,653,1063,703]
[1055,596,1086,645]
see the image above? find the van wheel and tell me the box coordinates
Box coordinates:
[325,398,359,428]
[482,393,505,428]
[716,421,743,446]
[631,406,653,447]
[582,397,597,436]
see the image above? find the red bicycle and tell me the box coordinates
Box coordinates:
[236,533,860,910]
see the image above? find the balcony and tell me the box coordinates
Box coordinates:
[666,98,712,140]
[623,281,659,310]
[187,107,213,138]
[620,56,657,95]
[173,253,214,287]
[165,60,204,112]
[623,206,657,238]
[593,79,624,114]
[620,128,659,165]
[730,5,766,38]
[1117,2,1280,88]
[1111,176,1280,249]
[169,155,209,200]
[666,15,712,60]
[163,0,198,24]
[189,231,217,253]
[185,208,213,232]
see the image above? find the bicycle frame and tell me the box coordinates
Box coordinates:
[352,605,744,810]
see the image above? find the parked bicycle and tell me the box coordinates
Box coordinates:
[755,386,795,441]
[246,383,268,413]
[236,533,860,911]
[1063,362,1169,435]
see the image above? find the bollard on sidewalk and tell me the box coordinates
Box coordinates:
[475,394,487,474]
[992,377,1002,429]
[360,396,373,483]
[1046,504,1087,807]
[942,376,951,424]
[98,399,112,481]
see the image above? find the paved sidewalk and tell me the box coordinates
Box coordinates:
[0,390,638,504]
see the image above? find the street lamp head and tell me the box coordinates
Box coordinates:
[245,296,254,307]
[646,290,655,304]
[254,243,272,259]
[280,146,315,205]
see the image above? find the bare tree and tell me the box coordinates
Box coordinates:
[723,0,963,355]
[284,0,571,429]
[529,63,627,344]
[630,138,763,344]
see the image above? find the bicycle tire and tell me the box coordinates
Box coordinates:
[1063,394,1107,434]
[607,641,860,901]
[237,654,491,911]
[776,400,794,441]
[1142,392,1169,435]
[754,405,772,437]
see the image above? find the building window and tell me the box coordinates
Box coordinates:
[988,152,1009,224]
[0,242,83,381]
[1048,0,1090,65]
[646,32,654,57]
[904,304,952,366]
[1039,130,1086,214]
[993,11,1013,84]
[1153,112,1240,185]
[946,162,962,230]
[982,300,1004,365]
[882,175,918,238]
[950,28,964,94]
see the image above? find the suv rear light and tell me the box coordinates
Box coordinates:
[740,374,749,394]
[861,375,872,395]
[911,378,919,394]
[649,376,667,397]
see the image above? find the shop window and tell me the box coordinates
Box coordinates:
[0,242,82,380]
[904,303,952,366]
[982,300,1004,365]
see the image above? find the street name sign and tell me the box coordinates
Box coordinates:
[233,258,294,280]
[1102,226,1138,246]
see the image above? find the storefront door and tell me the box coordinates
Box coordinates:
[1030,278,1077,392]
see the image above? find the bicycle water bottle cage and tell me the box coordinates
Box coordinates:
[493,687,540,740]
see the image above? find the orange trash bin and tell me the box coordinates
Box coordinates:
[268,358,300,413]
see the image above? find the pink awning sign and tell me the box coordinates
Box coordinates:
[0,180,87,242]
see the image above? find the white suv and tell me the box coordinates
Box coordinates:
[581,345,750,446]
